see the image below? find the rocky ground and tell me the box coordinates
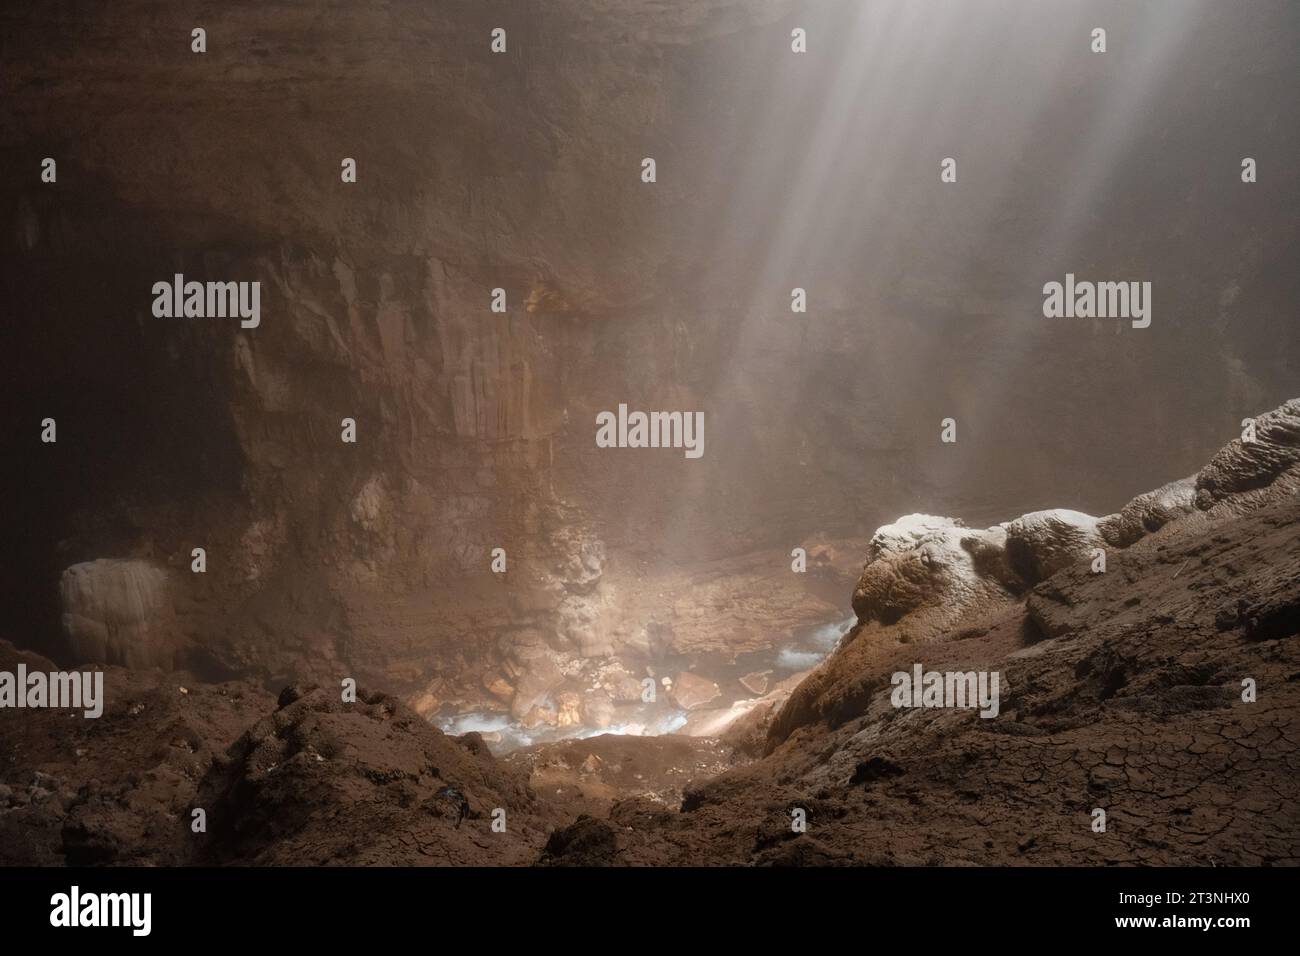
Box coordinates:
[412,538,863,745]
[542,400,1300,865]
[3,400,1297,866]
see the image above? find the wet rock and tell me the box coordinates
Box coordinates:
[482,673,514,700]
[409,694,438,718]
[586,661,644,703]
[554,692,584,727]
[511,655,564,718]
[521,704,559,728]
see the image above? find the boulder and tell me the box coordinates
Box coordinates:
[852,515,1019,626]
[866,514,963,562]
[482,673,514,700]
[1098,477,1197,547]
[60,559,174,669]
[1005,509,1105,583]
[511,655,564,718]
[554,691,583,727]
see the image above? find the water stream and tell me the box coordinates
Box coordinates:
[435,614,856,753]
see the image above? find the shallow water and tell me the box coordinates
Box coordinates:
[435,614,856,752]
[437,705,689,751]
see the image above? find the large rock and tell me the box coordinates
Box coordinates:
[1194,399,1300,508]
[864,514,961,563]
[1092,403,1300,551]
[850,401,1300,645]
[556,594,612,658]
[59,559,174,669]
[1098,477,1197,547]
[195,685,554,865]
[1004,509,1105,583]
[511,655,565,718]
[852,515,1020,628]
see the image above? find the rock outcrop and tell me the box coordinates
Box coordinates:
[1194,399,1300,508]
[59,559,175,669]
[851,516,1021,635]
[542,399,1300,866]
[195,684,561,865]
[851,400,1300,647]
[0,640,276,866]
[1004,509,1104,583]
[1097,477,1197,547]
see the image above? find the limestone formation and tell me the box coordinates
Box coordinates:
[1004,509,1104,583]
[1194,398,1300,508]
[59,559,174,669]
[1097,477,1197,547]
[852,516,1019,631]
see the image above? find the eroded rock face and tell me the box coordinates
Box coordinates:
[1098,477,1197,547]
[1005,509,1104,583]
[851,403,1300,642]
[1194,399,1300,508]
[809,398,1300,746]
[60,559,174,669]
[852,516,1021,634]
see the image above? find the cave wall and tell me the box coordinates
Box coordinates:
[2,0,1297,693]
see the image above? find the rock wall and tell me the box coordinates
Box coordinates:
[2,0,1297,706]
